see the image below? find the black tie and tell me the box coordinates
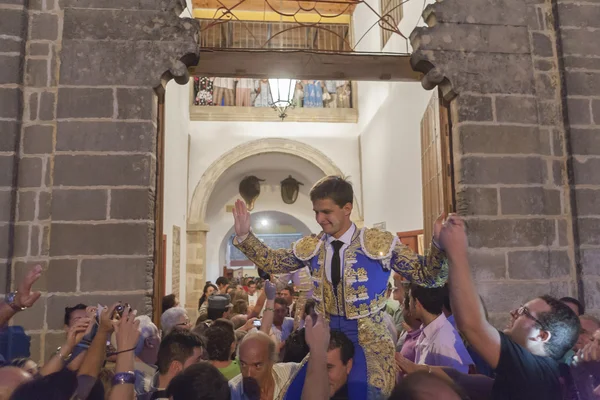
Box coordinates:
[331,240,344,291]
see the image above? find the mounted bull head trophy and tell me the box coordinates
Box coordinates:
[239,175,265,211]
[280,175,303,204]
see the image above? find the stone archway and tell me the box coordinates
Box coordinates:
[185,138,362,313]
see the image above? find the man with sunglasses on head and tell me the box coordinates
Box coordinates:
[438,215,580,400]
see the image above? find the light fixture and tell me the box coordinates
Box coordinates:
[268,79,297,120]
[260,219,269,227]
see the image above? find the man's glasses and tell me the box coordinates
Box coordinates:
[515,306,547,331]
[176,319,191,327]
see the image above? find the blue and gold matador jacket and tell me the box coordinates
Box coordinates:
[234,227,448,319]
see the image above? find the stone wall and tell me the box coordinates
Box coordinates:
[1,0,199,362]
[411,0,599,322]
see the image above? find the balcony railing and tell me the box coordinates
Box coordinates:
[199,20,352,51]
[190,76,357,122]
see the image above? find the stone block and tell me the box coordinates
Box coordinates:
[500,187,561,215]
[582,249,600,276]
[29,43,49,56]
[39,91,56,121]
[46,293,148,330]
[59,39,200,87]
[592,100,600,125]
[117,88,156,120]
[507,250,571,280]
[51,189,107,221]
[461,156,547,185]
[28,0,43,9]
[562,29,600,57]
[25,59,48,87]
[552,160,565,186]
[453,95,493,123]
[575,189,600,216]
[456,187,498,216]
[110,188,153,220]
[0,88,22,119]
[565,71,600,97]
[572,128,600,155]
[478,281,570,313]
[467,218,556,248]
[38,191,51,220]
[531,32,553,58]
[0,55,21,85]
[412,23,529,54]
[564,56,600,70]
[538,100,560,126]
[28,91,38,121]
[23,125,53,154]
[574,158,600,185]
[558,3,600,29]
[28,333,41,363]
[469,249,506,280]
[534,59,555,72]
[458,125,550,155]
[535,72,558,99]
[0,155,15,187]
[558,219,568,246]
[11,296,45,330]
[423,0,528,25]
[567,98,591,126]
[56,88,113,119]
[0,38,23,53]
[63,9,191,41]
[80,258,149,291]
[49,222,150,256]
[17,190,36,221]
[59,0,160,10]
[12,224,29,257]
[54,154,153,186]
[0,225,9,259]
[30,13,59,41]
[551,129,564,157]
[56,121,155,152]
[0,190,14,222]
[47,259,78,292]
[577,217,600,246]
[0,121,18,152]
[0,8,26,38]
[17,157,43,188]
[495,96,538,124]
[583,278,600,311]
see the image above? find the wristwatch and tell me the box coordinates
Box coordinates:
[5,292,26,312]
[55,346,72,363]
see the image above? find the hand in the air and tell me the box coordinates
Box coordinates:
[264,280,277,301]
[15,264,43,309]
[438,214,468,260]
[433,213,446,248]
[65,319,92,350]
[305,314,330,354]
[232,199,251,238]
[114,307,140,351]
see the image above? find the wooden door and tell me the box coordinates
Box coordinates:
[153,96,166,326]
[420,88,454,243]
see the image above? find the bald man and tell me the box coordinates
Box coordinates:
[389,371,467,400]
[0,366,32,400]
[229,332,302,400]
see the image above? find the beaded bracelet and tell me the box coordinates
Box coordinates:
[264,307,275,312]
[112,371,136,386]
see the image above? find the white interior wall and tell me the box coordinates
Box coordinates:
[187,121,363,210]
[163,79,190,305]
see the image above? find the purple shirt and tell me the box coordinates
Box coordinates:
[414,313,473,373]
[400,327,423,362]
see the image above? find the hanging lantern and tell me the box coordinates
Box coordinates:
[268,79,297,120]
[280,175,303,204]
[239,176,265,211]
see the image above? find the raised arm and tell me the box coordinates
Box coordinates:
[390,215,448,288]
[233,200,305,274]
[439,215,501,369]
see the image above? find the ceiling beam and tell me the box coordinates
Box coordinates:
[189,49,421,82]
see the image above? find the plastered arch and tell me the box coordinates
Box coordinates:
[187,138,363,227]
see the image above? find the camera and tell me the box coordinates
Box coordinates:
[253,320,262,328]
[112,302,130,319]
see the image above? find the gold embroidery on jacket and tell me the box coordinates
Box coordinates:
[358,311,396,399]
[362,228,395,259]
[233,232,304,275]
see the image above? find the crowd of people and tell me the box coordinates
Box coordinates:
[0,175,599,400]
